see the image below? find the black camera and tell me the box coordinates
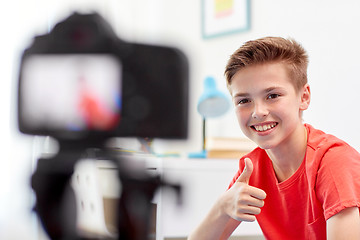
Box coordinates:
[17,12,188,240]
[18,12,189,144]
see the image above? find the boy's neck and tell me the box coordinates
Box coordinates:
[266,124,308,183]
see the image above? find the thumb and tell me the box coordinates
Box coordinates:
[236,158,253,184]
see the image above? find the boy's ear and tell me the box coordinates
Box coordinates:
[299,84,311,110]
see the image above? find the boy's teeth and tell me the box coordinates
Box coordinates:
[254,123,276,132]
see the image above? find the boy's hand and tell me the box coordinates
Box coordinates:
[223,158,266,222]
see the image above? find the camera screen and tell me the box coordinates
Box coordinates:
[20,54,122,134]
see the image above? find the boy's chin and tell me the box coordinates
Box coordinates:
[253,140,276,150]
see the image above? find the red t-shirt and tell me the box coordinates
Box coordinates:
[228,124,360,239]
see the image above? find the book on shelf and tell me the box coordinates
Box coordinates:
[205,137,257,159]
[206,150,249,159]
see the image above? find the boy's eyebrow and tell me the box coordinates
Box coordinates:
[264,86,281,93]
[233,92,249,98]
[233,86,283,98]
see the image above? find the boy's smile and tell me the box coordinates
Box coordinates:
[251,122,278,134]
[230,62,310,150]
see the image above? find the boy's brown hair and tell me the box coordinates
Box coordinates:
[224,36,309,93]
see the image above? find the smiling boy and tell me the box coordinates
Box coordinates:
[188,37,360,239]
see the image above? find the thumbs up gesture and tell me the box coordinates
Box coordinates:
[223,158,267,222]
[237,157,254,184]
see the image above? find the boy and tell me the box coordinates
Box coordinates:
[188,37,360,239]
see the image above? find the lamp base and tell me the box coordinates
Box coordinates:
[188,150,207,159]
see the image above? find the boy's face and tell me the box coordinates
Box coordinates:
[230,62,310,150]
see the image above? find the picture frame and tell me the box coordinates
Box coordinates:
[202,0,251,39]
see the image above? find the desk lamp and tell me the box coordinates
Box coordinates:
[189,76,230,158]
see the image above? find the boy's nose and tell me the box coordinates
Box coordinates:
[251,102,268,119]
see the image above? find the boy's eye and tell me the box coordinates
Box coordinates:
[237,98,250,105]
[267,93,280,99]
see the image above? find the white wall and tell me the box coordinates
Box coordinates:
[2,0,360,238]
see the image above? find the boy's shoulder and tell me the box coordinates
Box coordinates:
[305,123,351,151]
[305,123,360,170]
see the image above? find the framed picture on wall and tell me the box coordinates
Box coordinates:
[202,0,251,39]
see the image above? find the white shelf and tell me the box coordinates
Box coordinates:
[74,157,263,239]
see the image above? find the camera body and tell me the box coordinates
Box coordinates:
[18,12,189,143]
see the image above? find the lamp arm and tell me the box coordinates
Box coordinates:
[202,118,206,151]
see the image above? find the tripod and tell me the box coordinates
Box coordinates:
[31,141,181,240]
